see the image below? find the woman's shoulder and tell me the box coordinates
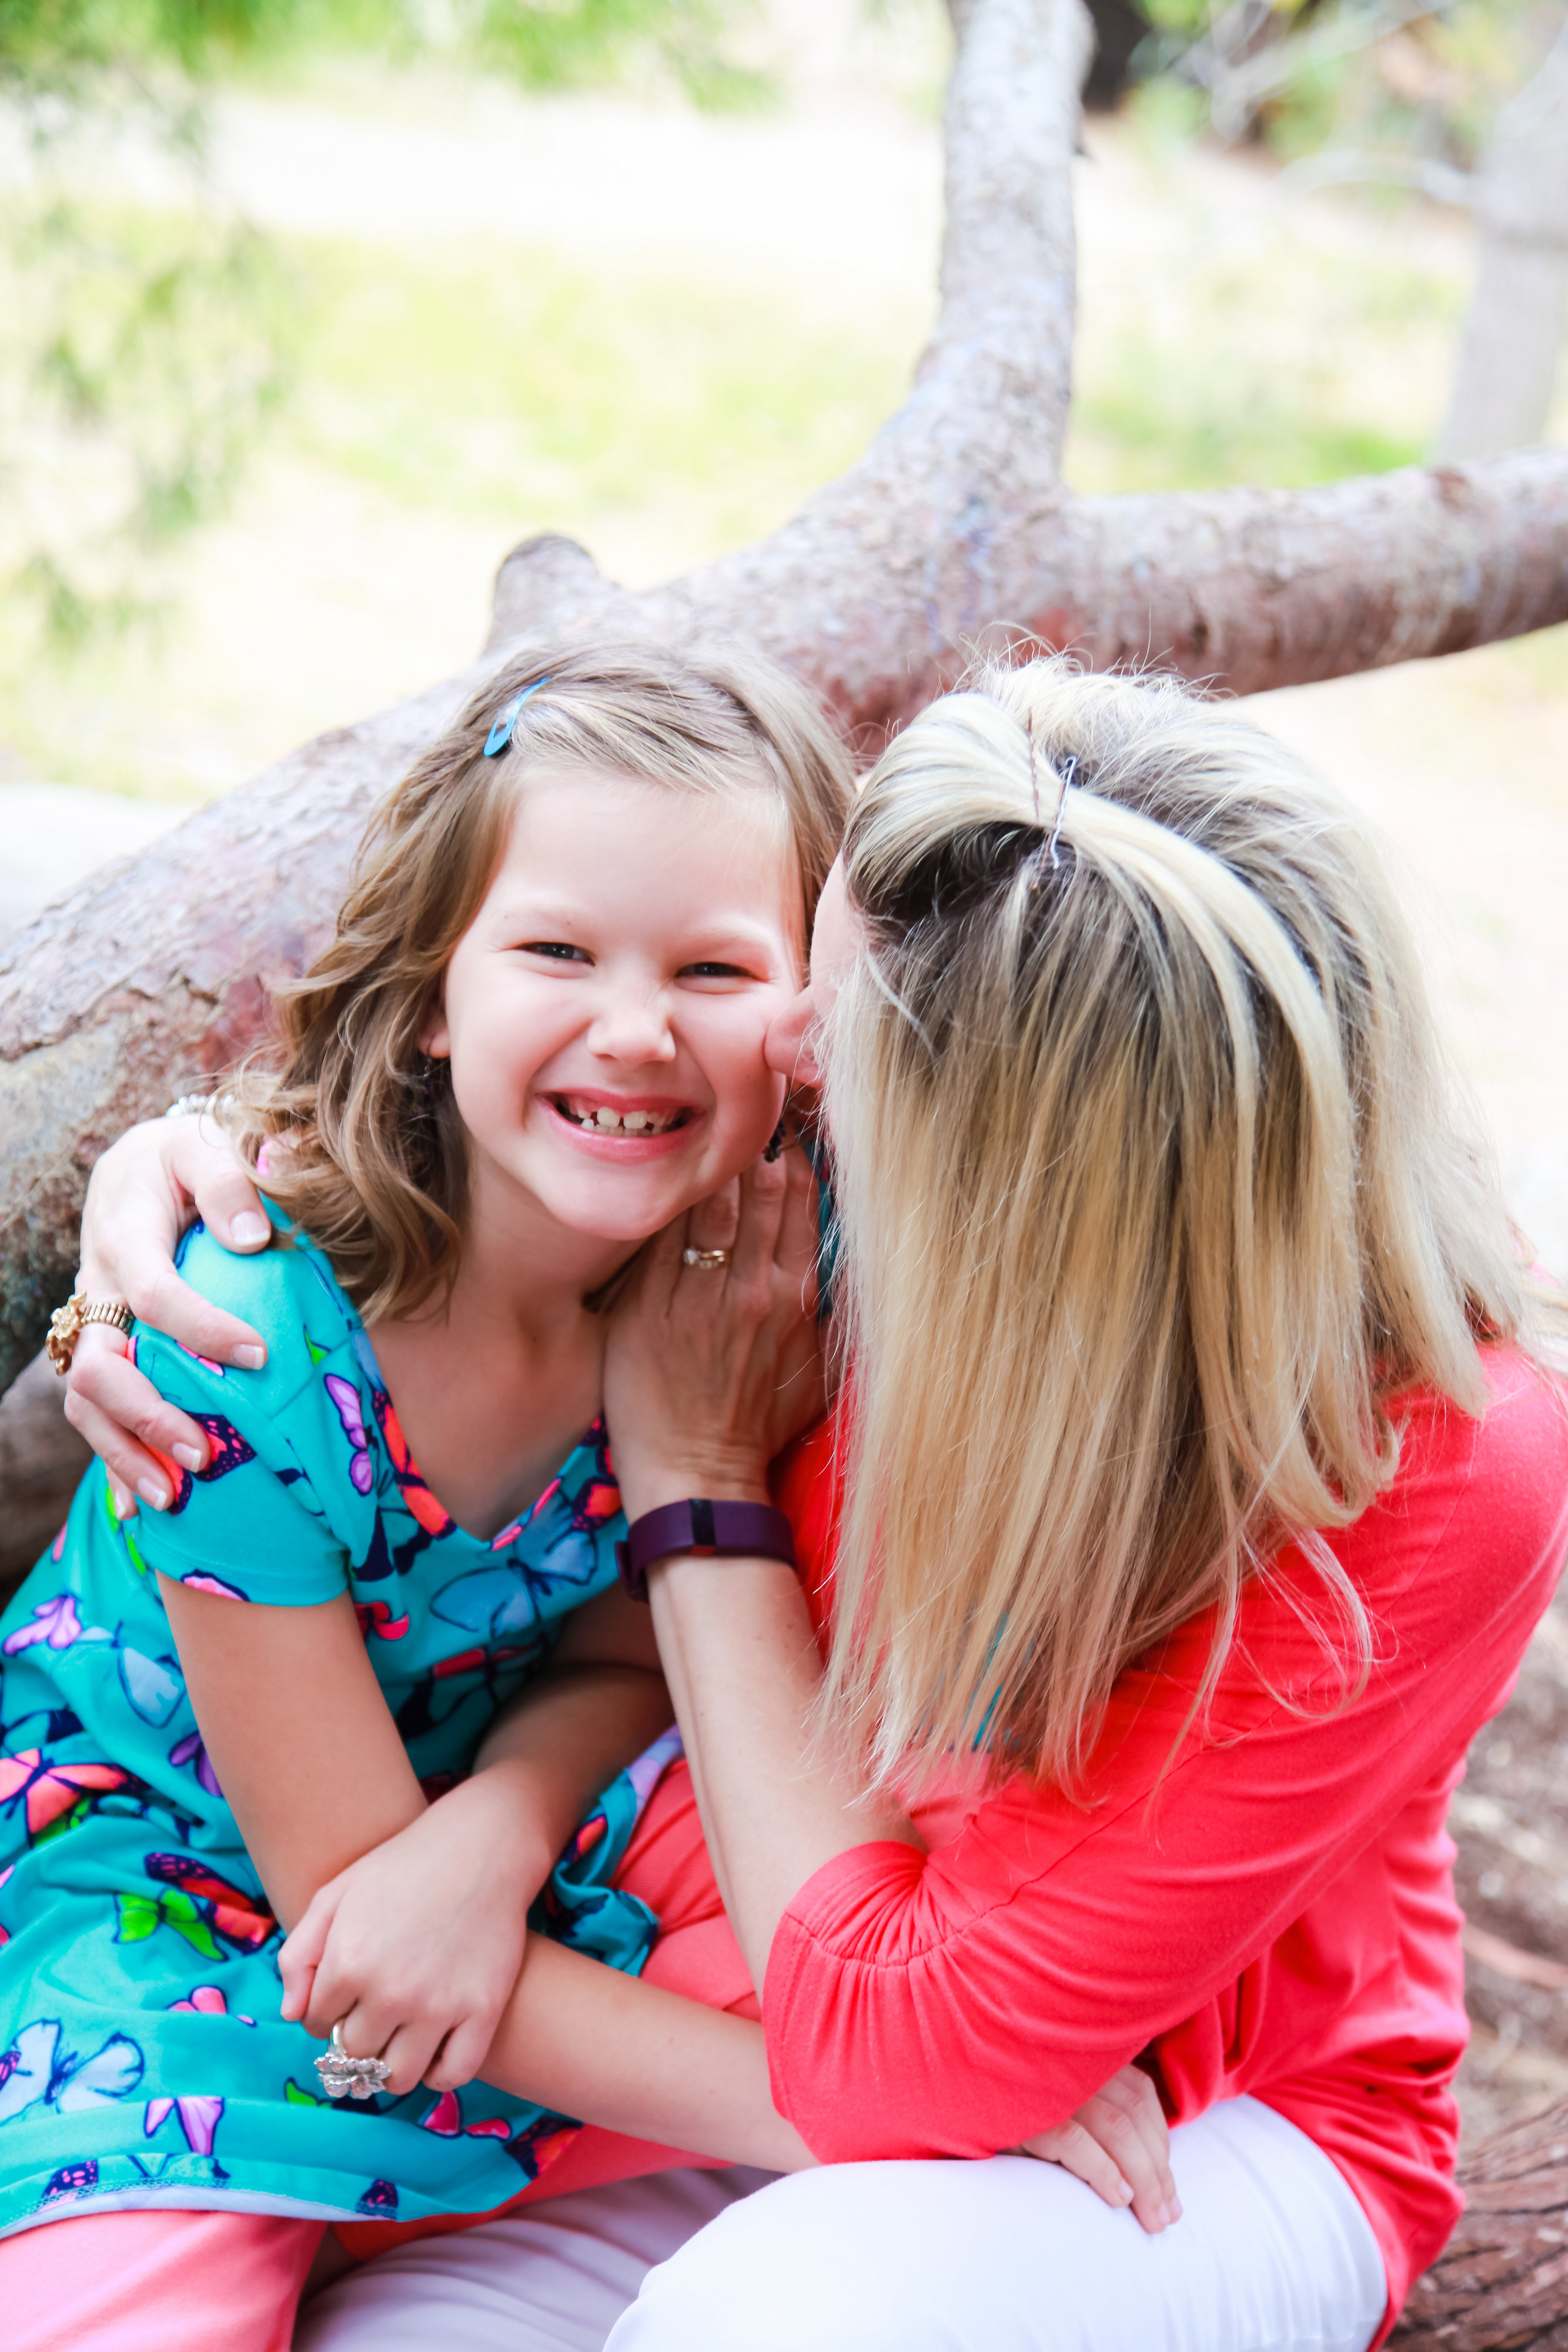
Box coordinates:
[1325,1345,1568,1651]
[1390,1346,1568,1538]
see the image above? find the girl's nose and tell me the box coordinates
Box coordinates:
[587,988,677,1067]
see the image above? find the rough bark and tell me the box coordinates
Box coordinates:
[1437,15,1568,463]
[0,1351,89,1595]
[1393,2099,1568,2350]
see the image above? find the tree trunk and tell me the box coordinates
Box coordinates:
[1393,2099,1568,2350]
[0,1351,89,1597]
[1437,15,1568,462]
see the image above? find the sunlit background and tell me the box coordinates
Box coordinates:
[2,0,1564,1270]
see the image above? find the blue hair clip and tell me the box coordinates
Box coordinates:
[483,674,552,759]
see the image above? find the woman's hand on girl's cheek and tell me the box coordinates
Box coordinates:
[1016,2064,1180,2235]
[277,1775,544,2099]
[602,1142,827,1520]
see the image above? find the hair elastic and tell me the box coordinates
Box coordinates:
[483,674,553,759]
[1047,753,1078,871]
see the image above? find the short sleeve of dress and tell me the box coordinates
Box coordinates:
[129,1223,352,1612]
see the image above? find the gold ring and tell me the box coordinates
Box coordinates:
[681,1247,731,1270]
[45,1294,135,1377]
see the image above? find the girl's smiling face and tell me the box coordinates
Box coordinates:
[426,765,803,1245]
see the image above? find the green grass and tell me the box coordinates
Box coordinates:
[286,230,913,553]
[1066,240,1461,494]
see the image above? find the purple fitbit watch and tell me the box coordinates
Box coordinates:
[615,1498,798,1603]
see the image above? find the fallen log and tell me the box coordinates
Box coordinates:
[1395,2100,1568,2350]
[0,1348,89,1598]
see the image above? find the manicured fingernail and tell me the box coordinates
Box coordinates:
[136,1477,170,1512]
[1169,2197,1182,2223]
[231,1212,270,1246]
[111,1484,133,1519]
[1116,2177,1134,2203]
[173,1444,205,1473]
[232,1345,266,1371]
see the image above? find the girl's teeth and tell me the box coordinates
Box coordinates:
[566,1101,675,1135]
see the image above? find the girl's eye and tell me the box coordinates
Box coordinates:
[679,961,751,981]
[521,941,591,964]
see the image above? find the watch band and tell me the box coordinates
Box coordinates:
[616,1498,797,1603]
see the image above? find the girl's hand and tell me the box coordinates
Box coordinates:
[66,1112,271,1511]
[1017,2064,1179,2235]
[603,1141,827,1523]
[278,1769,546,2096]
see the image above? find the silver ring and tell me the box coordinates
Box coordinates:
[315,2018,393,2100]
[681,1247,730,1270]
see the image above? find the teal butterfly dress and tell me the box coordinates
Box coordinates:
[0,1211,675,2241]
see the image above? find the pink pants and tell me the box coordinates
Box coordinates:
[1,2208,324,2352]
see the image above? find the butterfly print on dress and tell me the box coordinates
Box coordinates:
[325,1377,375,1497]
[0,2019,144,2126]
[0,1750,132,1843]
[162,1416,258,1515]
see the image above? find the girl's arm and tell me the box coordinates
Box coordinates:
[158,1576,427,1932]
[467,1579,673,1857]
[163,1565,801,2166]
[278,1583,675,2092]
[479,1942,1174,2225]
[166,1488,1174,2214]
[483,1935,813,2171]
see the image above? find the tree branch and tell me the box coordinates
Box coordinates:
[0,662,483,1385]
[486,533,619,653]
[1032,451,1568,693]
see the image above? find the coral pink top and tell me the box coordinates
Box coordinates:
[763,1349,1568,2335]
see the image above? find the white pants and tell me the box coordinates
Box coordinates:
[297,2097,1389,2352]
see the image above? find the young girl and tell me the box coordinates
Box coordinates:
[0,638,851,2333]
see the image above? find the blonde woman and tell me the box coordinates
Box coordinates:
[65,657,1568,2352]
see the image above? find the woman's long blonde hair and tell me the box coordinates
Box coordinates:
[821,655,1559,1790]
[229,636,854,1322]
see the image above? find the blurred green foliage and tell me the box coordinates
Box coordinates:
[1121,0,1544,168]
[1,0,765,656]
[0,0,767,100]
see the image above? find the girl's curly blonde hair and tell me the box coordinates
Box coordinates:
[228,636,854,1322]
